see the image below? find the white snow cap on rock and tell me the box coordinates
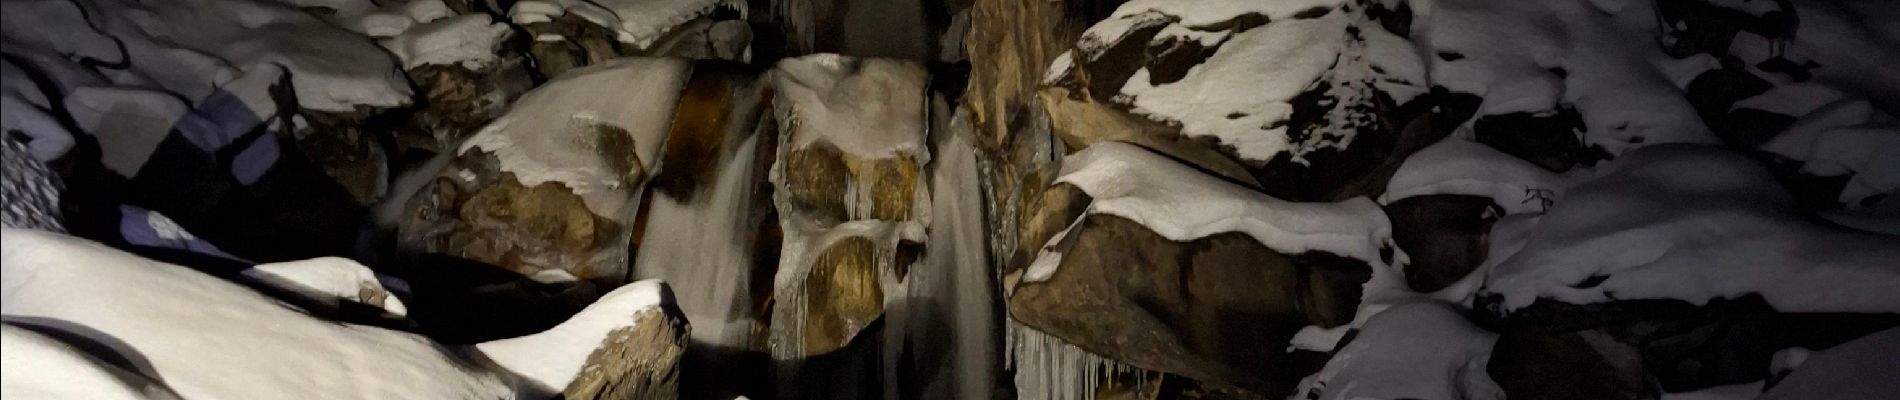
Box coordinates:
[774,54,931,161]
[458,57,689,216]
[509,0,745,49]
[0,228,681,399]
[242,257,409,318]
[1381,138,1581,214]
[378,14,516,70]
[1485,145,1900,314]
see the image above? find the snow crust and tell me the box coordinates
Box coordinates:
[773,54,931,160]
[458,57,688,216]
[1418,0,1719,155]
[0,229,519,398]
[1296,302,1502,400]
[1485,145,1900,313]
[509,0,744,49]
[241,257,409,317]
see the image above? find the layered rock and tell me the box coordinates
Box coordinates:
[1006,142,1401,398]
[1039,0,1435,201]
[398,58,688,282]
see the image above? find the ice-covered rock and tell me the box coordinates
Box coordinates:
[1,228,688,399]
[399,58,688,281]
[1005,142,1403,397]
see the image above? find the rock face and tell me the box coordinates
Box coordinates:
[1383,195,1498,293]
[1040,0,1436,201]
[374,13,538,159]
[399,58,688,282]
[1006,142,1399,397]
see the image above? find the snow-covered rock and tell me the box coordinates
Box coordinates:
[510,0,749,78]
[1485,144,1900,314]
[400,58,687,281]
[1005,142,1404,397]
[1,228,687,399]
[1295,301,1502,400]
[1041,0,1436,201]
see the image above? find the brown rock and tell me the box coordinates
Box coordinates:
[1007,191,1372,396]
[563,308,691,400]
[1384,194,1500,292]
[521,13,625,79]
[802,235,885,354]
[399,152,625,280]
[402,52,536,157]
[294,107,391,206]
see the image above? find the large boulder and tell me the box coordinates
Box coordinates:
[1,228,689,399]
[1040,0,1436,201]
[398,58,688,282]
[1006,142,1400,397]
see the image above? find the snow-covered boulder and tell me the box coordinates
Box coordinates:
[1484,144,1900,315]
[1040,0,1435,201]
[1004,142,1404,397]
[510,0,749,78]
[0,228,689,399]
[398,58,688,281]
[1295,301,1502,400]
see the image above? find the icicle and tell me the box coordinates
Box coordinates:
[1008,319,1158,400]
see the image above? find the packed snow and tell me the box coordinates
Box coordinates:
[1045,142,1393,265]
[773,54,932,161]
[1295,302,1502,400]
[2,228,678,398]
[1381,138,1580,214]
[459,57,688,216]
[378,14,516,70]
[1485,145,1900,314]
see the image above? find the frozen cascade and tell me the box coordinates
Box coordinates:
[893,114,1003,398]
[1008,319,1157,400]
[631,129,769,350]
